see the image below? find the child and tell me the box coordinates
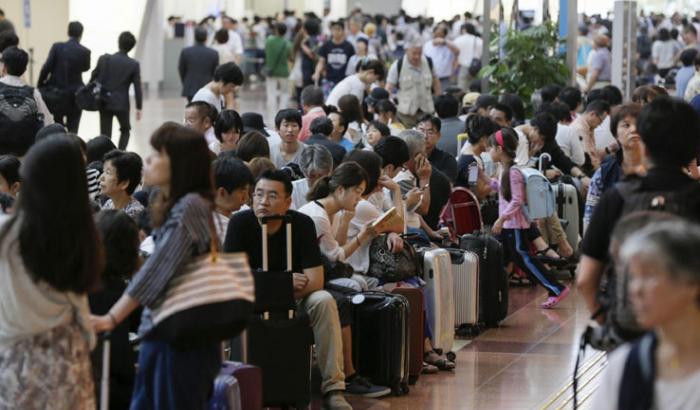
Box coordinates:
[0,155,21,197]
[488,127,569,308]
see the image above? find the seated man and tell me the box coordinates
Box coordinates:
[306,116,346,167]
[99,149,144,221]
[184,101,219,153]
[270,109,305,168]
[417,114,458,182]
[224,170,351,410]
[213,154,254,242]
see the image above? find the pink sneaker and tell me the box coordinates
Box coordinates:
[541,286,570,309]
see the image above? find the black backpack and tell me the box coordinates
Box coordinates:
[0,82,43,156]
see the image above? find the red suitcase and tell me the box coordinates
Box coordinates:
[391,287,425,385]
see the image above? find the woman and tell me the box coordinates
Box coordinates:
[591,220,700,410]
[457,113,499,199]
[212,109,244,153]
[488,128,569,308]
[584,103,645,231]
[91,123,219,409]
[299,161,376,290]
[364,120,391,150]
[0,135,104,409]
[338,94,367,147]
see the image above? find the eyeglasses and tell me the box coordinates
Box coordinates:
[253,190,281,202]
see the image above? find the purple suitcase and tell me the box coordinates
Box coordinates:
[213,361,263,410]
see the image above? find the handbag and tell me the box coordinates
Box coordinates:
[468,36,482,77]
[367,234,422,283]
[150,214,255,347]
[39,85,70,114]
[75,54,111,112]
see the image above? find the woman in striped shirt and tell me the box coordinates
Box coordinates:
[91,122,218,409]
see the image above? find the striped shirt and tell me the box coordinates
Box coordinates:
[86,168,101,201]
[126,193,212,336]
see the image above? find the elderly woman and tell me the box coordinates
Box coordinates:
[291,144,333,210]
[591,219,700,410]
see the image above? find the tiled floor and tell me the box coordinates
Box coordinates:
[76,88,604,410]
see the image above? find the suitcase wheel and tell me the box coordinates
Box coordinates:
[445,351,456,362]
[391,382,410,396]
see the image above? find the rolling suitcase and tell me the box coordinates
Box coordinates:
[439,187,483,236]
[554,182,580,250]
[460,232,509,327]
[391,287,424,385]
[231,215,312,409]
[352,291,410,396]
[210,361,263,410]
[420,248,455,356]
[448,248,480,336]
[208,368,242,410]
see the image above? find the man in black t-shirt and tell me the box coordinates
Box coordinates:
[417,115,458,182]
[313,21,355,90]
[577,97,700,324]
[224,170,352,410]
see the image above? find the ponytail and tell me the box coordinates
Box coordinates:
[488,127,519,201]
[306,176,332,201]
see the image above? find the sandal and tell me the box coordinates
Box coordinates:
[424,350,456,371]
[541,286,570,309]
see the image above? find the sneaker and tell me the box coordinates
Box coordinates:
[344,374,392,398]
[323,391,353,410]
[541,286,570,309]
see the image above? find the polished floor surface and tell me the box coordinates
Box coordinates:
[77,87,605,410]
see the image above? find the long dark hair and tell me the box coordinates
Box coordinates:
[307,161,368,201]
[95,210,139,281]
[488,127,519,201]
[0,135,103,293]
[149,122,214,227]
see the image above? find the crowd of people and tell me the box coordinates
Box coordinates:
[0,5,700,410]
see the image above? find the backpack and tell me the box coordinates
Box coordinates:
[518,167,556,220]
[439,187,482,237]
[0,82,43,156]
[396,55,434,90]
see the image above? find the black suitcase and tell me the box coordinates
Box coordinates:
[230,215,312,409]
[460,232,509,327]
[351,291,410,396]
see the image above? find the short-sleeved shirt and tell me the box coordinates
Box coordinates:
[428,148,458,183]
[192,86,224,112]
[424,168,453,230]
[588,47,612,81]
[224,209,322,273]
[345,199,382,273]
[318,40,355,84]
[265,35,292,78]
[581,167,699,262]
[102,197,145,221]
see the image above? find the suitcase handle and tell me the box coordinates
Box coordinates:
[100,332,111,410]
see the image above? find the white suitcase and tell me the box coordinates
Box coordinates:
[421,248,455,355]
[555,182,580,250]
[448,249,480,336]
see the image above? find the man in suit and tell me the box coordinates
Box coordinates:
[91,31,143,150]
[38,21,91,133]
[178,27,218,102]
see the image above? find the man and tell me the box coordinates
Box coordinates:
[313,21,355,92]
[453,23,482,91]
[213,155,254,241]
[265,23,292,114]
[306,117,345,167]
[557,86,583,118]
[345,18,368,50]
[224,170,352,410]
[685,52,700,101]
[417,115,458,182]
[184,101,218,152]
[489,103,529,165]
[577,97,700,338]
[422,26,460,92]
[543,101,586,167]
[681,24,700,51]
[325,59,384,107]
[192,62,244,113]
[298,85,326,142]
[178,27,219,103]
[91,32,143,150]
[584,35,612,93]
[0,9,14,36]
[678,49,699,98]
[291,145,333,210]
[270,108,305,168]
[0,46,53,156]
[570,100,611,172]
[38,21,91,133]
[385,38,441,128]
[221,16,244,64]
[434,94,463,157]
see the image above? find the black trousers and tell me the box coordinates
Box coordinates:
[52,97,83,133]
[99,110,131,150]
